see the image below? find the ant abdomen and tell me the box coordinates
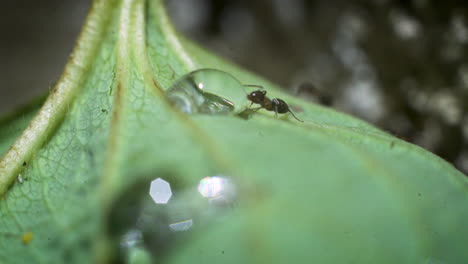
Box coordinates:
[271,98,290,114]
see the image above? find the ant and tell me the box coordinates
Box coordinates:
[245,88,303,122]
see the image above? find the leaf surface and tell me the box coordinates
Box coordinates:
[0,0,467,263]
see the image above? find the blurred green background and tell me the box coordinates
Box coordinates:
[0,0,467,174]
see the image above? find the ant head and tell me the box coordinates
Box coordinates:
[247,90,267,104]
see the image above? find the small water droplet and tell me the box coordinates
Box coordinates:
[167,69,249,114]
[17,174,24,184]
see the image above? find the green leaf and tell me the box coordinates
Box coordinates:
[0,0,467,263]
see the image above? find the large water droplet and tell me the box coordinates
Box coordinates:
[167,69,249,114]
[107,172,237,263]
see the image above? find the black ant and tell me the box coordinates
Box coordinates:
[245,89,303,122]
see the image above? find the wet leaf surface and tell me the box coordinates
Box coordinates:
[0,0,467,263]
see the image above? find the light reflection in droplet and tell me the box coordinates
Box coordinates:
[208,195,232,207]
[17,174,24,184]
[149,178,172,204]
[197,176,236,207]
[198,176,227,198]
[120,229,143,249]
[169,219,194,232]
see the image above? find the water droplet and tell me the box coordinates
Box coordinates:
[107,172,238,262]
[17,174,24,184]
[167,69,249,114]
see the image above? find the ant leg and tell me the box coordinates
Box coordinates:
[274,105,279,119]
[247,102,254,109]
[289,110,304,122]
[251,107,262,112]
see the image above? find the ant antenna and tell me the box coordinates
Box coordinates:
[242,84,264,90]
[288,110,304,122]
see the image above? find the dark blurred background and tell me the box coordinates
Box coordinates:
[0,0,467,174]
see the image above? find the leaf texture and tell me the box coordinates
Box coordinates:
[0,0,467,263]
